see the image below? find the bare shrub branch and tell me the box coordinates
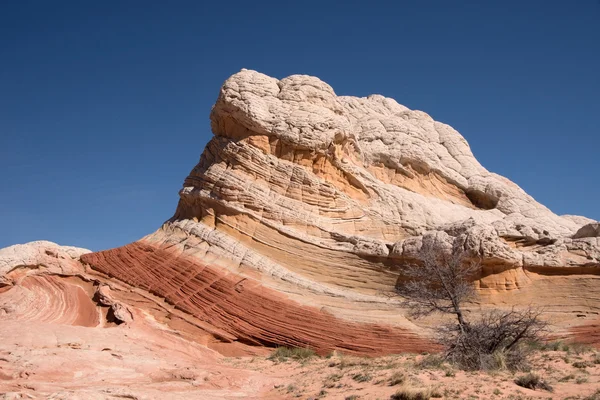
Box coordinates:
[395,241,478,329]
[395,241,546,370]
[440,307,547,370]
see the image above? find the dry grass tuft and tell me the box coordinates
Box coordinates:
[514,372,553,392]
[389,371,406,386]
[390,385,433,400]
[268,346,315,362]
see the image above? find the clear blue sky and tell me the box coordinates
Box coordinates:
[1,1,598,251]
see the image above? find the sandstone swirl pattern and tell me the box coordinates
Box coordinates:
[82,69,600,350]
[0,242,292,398]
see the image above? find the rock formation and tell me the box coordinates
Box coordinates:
[84,69,599,349]
[0,241,285,398]
[1,69,599,396]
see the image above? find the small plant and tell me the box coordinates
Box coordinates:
[444,369,456,377]
[345,396,360,400]
[576,376,589,384]
[286,384,297,393]
[416,354,445,369]
[268,346,316,362]
[379,360,400,370]
[493,388,502,395]
[514,373,553,392]
[583,389,600,400]
[317,389,327,398]
[558,374,575,382]
[573,361,592,369]
[337,356,370,369]
[389,371,406,386]
[323,373,343,388]
[352,373,372,383]
[539,340,566,351]
[570,342,593,355]
[390,386,432,400]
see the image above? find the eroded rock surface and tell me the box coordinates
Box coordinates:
[83,241,432,355]
[81,70,600,352]
[175,69,598,273]
[2,70,599,396]
[0,241,284,398]
[82,70,600,353]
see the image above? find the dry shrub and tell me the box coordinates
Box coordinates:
[268,346,315,362]
[583,389,600,400]
[558,373,575,382]
[577,376,590,384]
[569,342,595,355]
[389,371,406,386]
[416,354,445,370]
[396,243,546,371]
[352,372,372,383]
[441,316,540,371]
[573,360,593,369]
[323,373,342,388]
[514,373,553,392]
[390,386,432,400]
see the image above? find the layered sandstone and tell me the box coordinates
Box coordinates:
[2,70,599,393]
[80,69,600,350]
[0,241,286,398]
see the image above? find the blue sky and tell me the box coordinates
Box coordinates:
[1,1,598,251]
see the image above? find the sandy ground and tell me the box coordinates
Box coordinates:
[2,246,599,399]
[225,347,600,400]
[2,315,600,399]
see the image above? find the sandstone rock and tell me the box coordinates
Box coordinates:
[83,69,600,354]
[573,223,600,239]
[0,241,288,398]
[171,69,598,276]
[95,284,133,324]
[2,69,600,383]
[0,241,90,283]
